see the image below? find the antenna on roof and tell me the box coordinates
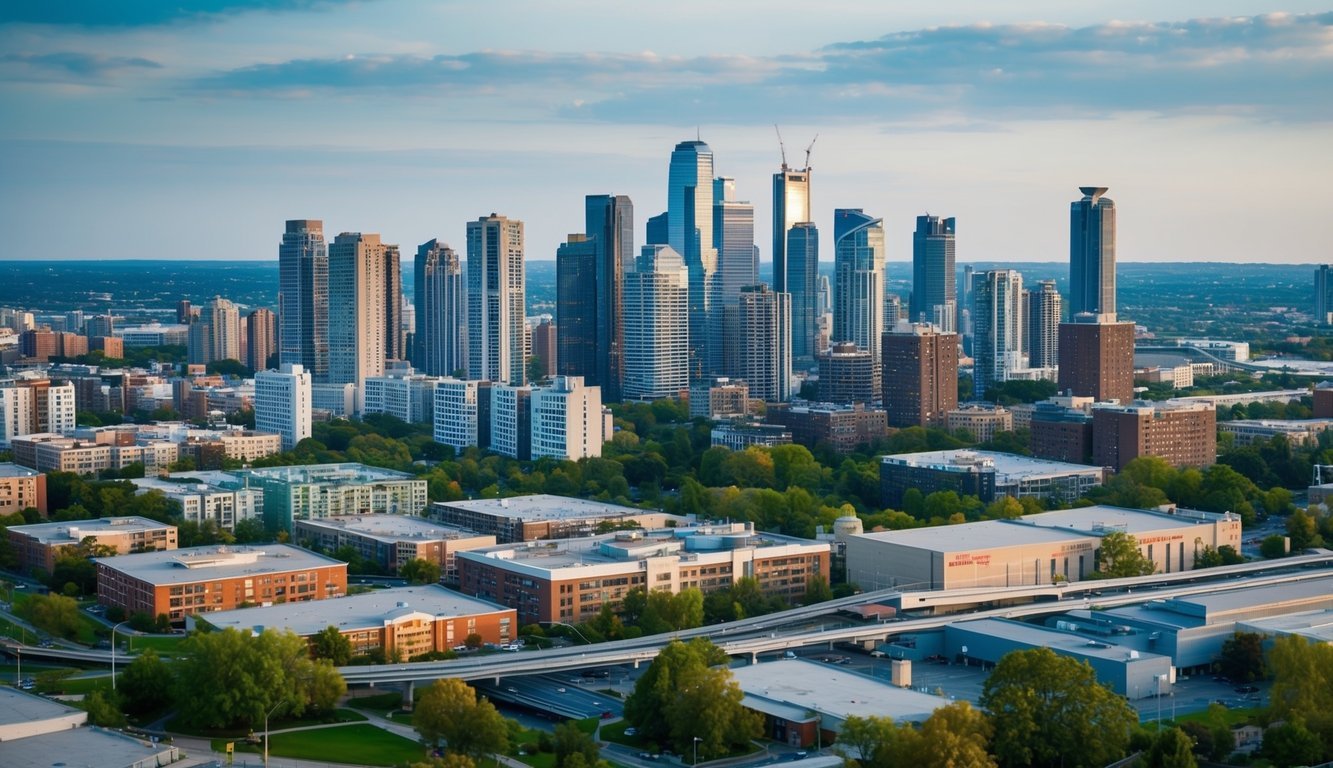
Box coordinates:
[804,134,819,172]
[775,125,788,171]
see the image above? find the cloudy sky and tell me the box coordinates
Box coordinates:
[1,1,1330,266]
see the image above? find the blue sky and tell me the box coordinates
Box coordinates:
[1,1,1330,265]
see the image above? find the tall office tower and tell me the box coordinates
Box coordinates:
[1316,265,1333,326]
[816,274,831,317]
[414,239,467,377]
[786,223,820,361]
[530,376,605,461]
[833,209,886,361]
[772,159,811,292]
[1058,313,1135,404]
[737,284,792,403]
[176,300,192,325]
[530,319,557,378]
[85,314,114,339]
[713,178,757,305]
[63,311,84,335]
[328,232,394,410]
[667,140,719,379]
[971,269,1026,400]
[623,245,689,401]
[959,264,975,352]
[467,214,526,385]
[246,308,277,371]
[882,321,959,428]
[255,363,312,451]
[646,212,669,246]
[278,219,328,379]
[189,295,241,365]
[556,233,597,383]
[884,294,903,327]
[1070,186,1117,317]
[910,215,956,332]
[1027,280,1062,369]
[583,193,634,402]
[383,243,402,361]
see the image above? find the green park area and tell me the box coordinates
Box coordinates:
[214,723,426,766]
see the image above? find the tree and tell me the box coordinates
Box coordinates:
[1260,721,1324,767]
[1260,534,1289,559]
[1092,530,1155,578]
[915,701,996,768]
[400,558,442,585]
[1143,727,1197,768]
[17,593,82,639]
[312,625,353,666]
[413,679,509,761]
[84,686,127,727]
[802,575,833,606]
[625,638,752,755]
[553,720,600,768]
[232,518,270,543]
[119,649,174,716]
[1217,631,1266,683]
[838,715,918,768]
[979,647,1137,768]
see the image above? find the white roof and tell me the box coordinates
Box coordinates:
[296,514,487,543]
[94,544,342,585]
[880,450,1103,480]
[8,516,174,545]
[198,584,512,635]
[731,659,948,723]
[438,494,650,521]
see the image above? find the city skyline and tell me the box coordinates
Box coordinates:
[1,3,1330,266]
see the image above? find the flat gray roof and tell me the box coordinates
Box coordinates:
[438,494,653,521]
[0,685,80,726]
[197,584,511,635]
[296,514,486,543]
[880,449,1103,480]
[0,462,39,479]
[950,618,1171,663]
[8,516,174,545]
[1162,575,1333,621]
[240,462,419,484]
[2,726,178,768]
[1025,505,1235,536]
[1239,610,1333,643]
[731,659,947,723]
[94,543,343,585]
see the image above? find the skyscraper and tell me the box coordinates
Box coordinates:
[188,295,241,365]
[1316,265,1333,326]
[622,245,689,401]
[832,208,886,361]
[786,222,820,361]
[667,140,718,379]
[384,243,403,362]
[414,239,467,377]
[1069,186,1116,317]
[911,215,956,332]
[1027,279,1062,369]
[467,214,526,385]
[246,308,277,372]
[255,363,312,451]
[737,284,791,403]
[772,164,811,293]
[972,269,1025,399]
[713,178,757,305]
[556,233,597,384]
[278,219,328,379]
[328,232,395,410]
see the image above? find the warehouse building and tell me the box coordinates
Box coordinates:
[430,494,687,543]
[879,449,1107,508]
[846,505,1241,590]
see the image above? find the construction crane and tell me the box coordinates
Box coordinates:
[804,134,819,172]
[774,124,788,171]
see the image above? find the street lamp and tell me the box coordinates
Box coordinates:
[542,620,592,646]
[693,736,702,765]
[263,699,289,768]
[110,620,129,691]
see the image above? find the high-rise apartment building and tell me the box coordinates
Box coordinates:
[530,319,557,378]
[328,232,395,411]
[362,362,440,425]
[490,384,532,460]
[432,378,492,453]
[1070,187,1116,317]
[255,363,312,451]
[383,244,403,362]
[467,214,526,386]
[188,296,241,365]
[1092,401,1217,472]
[556,233,597,384]
[911,215,956,332]
[713,178,757,303]
[786,223,820,361]
[414,239,467,377]
[1057,314,1135,405]
[623,245,689,401]
[1316,265,1333,326]
[278,219,328,379]
[531,376,605,461]
[737,285,791,403]
[817,343,880,405]
[0,378,77,448]
[85,314,115,339]
[1027,280,1062,369]
[772,161,811,293]
[881,321,959,428]
[833,209,886,362]
[246,308,276,372]
[972,270,1025,399]
[667,140,719,379]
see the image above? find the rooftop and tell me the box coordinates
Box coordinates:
[731,659,948,724]
[196,584,512,636]
[1239,609,1333,643]
[94,543,344,585]
[437,494,652,522]
[950,618,1171,664]
[297,514,489,543]
[1105,575,1333,627]
[240,462,420,484]
[8,515,175,545]
[0,462,40,479]
[880,450,1104,480]
[0,685,80,727]
[2,726,178,768]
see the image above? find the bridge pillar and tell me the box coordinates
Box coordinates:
[402,680,414,711]
[749,653,758,665]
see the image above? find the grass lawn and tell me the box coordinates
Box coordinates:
[1175,705,1263,727]
[266,724,426,766]
[125,634,189,654]
[0,616,37,643]
[347,691,403,711]
[600,720,645,747]
[169,709,365,737]
[47,673,112,695]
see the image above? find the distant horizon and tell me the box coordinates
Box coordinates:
[2,258,1325,267]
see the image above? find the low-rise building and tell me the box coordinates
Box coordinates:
[0,687,179,768]
[0,462,46,515]
[293,514,495,582]
[95,543,347,622]
[1092,400,1217,472]
[8,516,177,574]
[689,377,749,420]
[132,476,263,530]
[363,362,442,425]
[765,402,888,454]
[431,494,686,544]
[457,523,830,625]
[1029,395,1098,464]
[238,463,429,532]
[711,422,792,450]
[945,403,1013,443]
[1219,418,1333,448]
[879,449,1107,508]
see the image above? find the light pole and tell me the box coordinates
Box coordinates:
[263,699,288,768]
[542,620,592,646]
[693,736,702,765]
[110,620,129,691]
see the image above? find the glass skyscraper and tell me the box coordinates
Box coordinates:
[1070,186,1116,317]
[786,222,820,360]
[911,215,956,332]
[414,239,466,377]
[668,140,718,380]
[278,219,328,380]
[832,208,886,362]
[772,168,811,293]
[972,269,1025,399]
[467,214,526,385]
[556,233,597,385]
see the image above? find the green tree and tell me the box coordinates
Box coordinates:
[1217,631,1267,684]
[312,625,353,666]
[802,575,833,606]
[84,686,127,727]
[663,654,761,760]
[553,720,600,768]
[400,557,442,585]
[232,518,270,543]
[1286,507,1324,550]
[1260,534,1289,559]
[17,593,82,639]
[1260,721,1323,767]
[1092,530,1155,578]
[838,715,918,768]
[119,649,174,716]
[413,678,510,761]
[1143,727,1197,768]
[979,647,1137,768]
[915,701,996,768]
[625,638,739,749]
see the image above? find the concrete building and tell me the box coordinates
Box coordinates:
[8,516,177,574]
[238,463,429,532]
[433,378,493,453]
[737,284,792,403]
[1092,401,1217,472]
[711,422,793,450]
[971,269,1025,399]
[246,307,277,372]
[623,245,690,401]
[846,504,1241,590]
[491,384,532,460]
[1136,365,1194,389]
[10,432,177,476]
[1058,314,1135,404]
[946,403,1013,443]
[278,218,329,379]
[254,362,312,451]
[191,584,517,659]
[881,321,958,428]
[1027,279,1062,369]
[363,361,440,425]
[689,377,749,420]
[1029,395,1097,464]
[468,214,526,386]
[328,232,398,411]
[530,375,605,461]
[817,342,879,405]
[188,295,241,365]
[414,238,468,378]
[0,462,45,515]
[765,402,888,454]
[1219,418,1333,448]
[458,523,830,625]
[0,377,77,448]
[293,514,495,582]
[116,323,190,347]
[879,449,1106,508]
[95,543,347,623]
[132,476,262,530]
[0,687,179,768]
[431,494,686,544]
[530,318,557,378]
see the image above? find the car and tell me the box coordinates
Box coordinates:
[556,687,567,694]
[453,644,470,652]
[506,686,518,693]
[601,710,613,719]
[783,651,797,659]
[795,752,809,759]
[625,727,637,736]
